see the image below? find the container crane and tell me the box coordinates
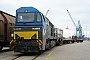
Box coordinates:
[66,9,84,42]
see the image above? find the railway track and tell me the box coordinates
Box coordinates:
[0,50,40,60]
[0,43,76,60]
[0,49,10,53]
[11,53,40,60]
[0,47,10,53]
[11,43,72,60]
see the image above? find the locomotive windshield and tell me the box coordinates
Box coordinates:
[18,13,34,22]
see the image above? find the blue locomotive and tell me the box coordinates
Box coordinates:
[10,7,63,53]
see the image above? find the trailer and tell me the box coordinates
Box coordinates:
[72,35,84,43]
[0,10,15,51]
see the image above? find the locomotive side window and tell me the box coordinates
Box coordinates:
[18,13,34,22]
[37,13,42,22]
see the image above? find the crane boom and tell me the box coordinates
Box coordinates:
[66,9,76,27]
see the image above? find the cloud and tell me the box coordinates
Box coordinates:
[0,0,90,37]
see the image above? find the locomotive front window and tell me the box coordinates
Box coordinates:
[18,13,34,22]
[37,13,42,22]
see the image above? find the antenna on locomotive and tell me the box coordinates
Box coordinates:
[45,10,49,17]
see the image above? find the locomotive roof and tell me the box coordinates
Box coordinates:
[16,7,41,13]
[16,7,54,27]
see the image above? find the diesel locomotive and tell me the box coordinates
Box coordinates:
[10,7,63,53]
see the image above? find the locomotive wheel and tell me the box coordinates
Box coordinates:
[59,43,62,46]
[80,40,83,43]
[39,50,43,54]
[71,41,74,43]
[77,41,79,43]
[56,43,59,46]
[57,40,62,46]
[59,41,63,46]
[0,46,3,51]
[67,41,70,44]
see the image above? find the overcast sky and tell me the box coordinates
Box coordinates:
[0,0,90,37]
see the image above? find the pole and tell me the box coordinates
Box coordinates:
[86,26,87,39]
[45,10,49,17]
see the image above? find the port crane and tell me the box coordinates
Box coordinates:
[66,9,84,42]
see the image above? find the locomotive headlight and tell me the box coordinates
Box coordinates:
[11,33,14,37]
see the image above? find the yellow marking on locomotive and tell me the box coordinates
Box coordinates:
[10,40,16,44]
[14,31,38,39]
[10,46,14,50]
[10,40,13,44]
[36,40,43,45]
[39,40,43,44]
